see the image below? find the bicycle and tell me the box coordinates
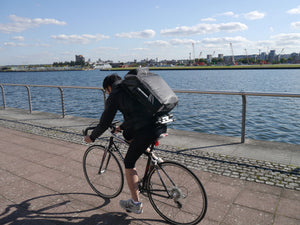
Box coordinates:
[82,115,207,225]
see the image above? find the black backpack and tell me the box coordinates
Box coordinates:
[121,68,178,117]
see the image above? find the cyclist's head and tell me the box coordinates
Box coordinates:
[102,73,122,90]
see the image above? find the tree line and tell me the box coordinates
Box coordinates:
[52,61,86,67]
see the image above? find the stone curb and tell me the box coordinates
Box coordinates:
[0,118,299,191]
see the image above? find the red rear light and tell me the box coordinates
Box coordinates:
[155,141,159,146]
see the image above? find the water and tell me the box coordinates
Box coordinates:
[1,69,300,145]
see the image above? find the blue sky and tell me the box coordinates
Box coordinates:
[1,0,300,65]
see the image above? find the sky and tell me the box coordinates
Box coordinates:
[0,0,300,65]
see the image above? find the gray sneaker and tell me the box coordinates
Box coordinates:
[120,199,143,214]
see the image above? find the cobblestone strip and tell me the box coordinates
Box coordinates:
[0,118,299,191]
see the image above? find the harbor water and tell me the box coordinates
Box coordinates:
[0,69,299,145]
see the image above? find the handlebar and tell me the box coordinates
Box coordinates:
[82,126,96,136]
[83,114,174,137]
[82,120,120,136]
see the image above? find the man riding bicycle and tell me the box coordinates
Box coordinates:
[84,73,167,214]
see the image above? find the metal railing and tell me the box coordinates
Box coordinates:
[0,84,106,118]
[1,83,300,143]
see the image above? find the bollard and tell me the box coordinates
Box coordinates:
[101,88,107,102]
[25,86,32,114]
[58,87,65,118]
[0,85,6,109]
[241,95,247,143]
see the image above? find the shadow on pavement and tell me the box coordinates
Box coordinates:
[0,192,168,225]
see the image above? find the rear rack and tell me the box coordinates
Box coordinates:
[156,114,175,125]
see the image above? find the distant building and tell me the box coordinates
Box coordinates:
[260,52,267,61]
[207,54,212,63]
[268,50,276,62]
[75,55,85,64]
[218,54,224,59]
[291,53,300,63]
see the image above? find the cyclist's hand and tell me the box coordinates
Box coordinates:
[84,136,92,143]
[114,126,122,133]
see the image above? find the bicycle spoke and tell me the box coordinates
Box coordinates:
[83,145,124,198]
[147,161,207,225]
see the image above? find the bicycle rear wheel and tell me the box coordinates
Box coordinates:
[83,145,124,198]
[147,161,207,225]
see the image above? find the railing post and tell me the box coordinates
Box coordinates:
[101,88,107,102]
[58,87,65,118]
[241,95,247,143]
[0,85,6,109]
[25,86,32,113]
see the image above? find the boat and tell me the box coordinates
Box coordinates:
[94,63,112,70]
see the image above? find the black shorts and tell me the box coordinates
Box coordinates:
[123,125,166,169]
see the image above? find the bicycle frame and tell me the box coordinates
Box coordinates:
[85,125,182,201]
[83,120,207,224]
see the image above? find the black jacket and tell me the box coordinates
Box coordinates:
[89,81,154,142]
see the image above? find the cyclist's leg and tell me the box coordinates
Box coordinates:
[124,129,155,202]
[121,125,166,206]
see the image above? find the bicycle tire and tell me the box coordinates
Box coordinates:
[83,145,124,198]
[147,161,207,225]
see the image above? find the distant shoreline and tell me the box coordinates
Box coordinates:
[106,64,300,71]
[0,68,92,73]
[1,64,300,72]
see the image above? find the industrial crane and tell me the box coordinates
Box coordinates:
[244,48,249,64]
[192,43,195,62]
[278,48,284,62]
[199,51,202,58]
[230,43,235,64]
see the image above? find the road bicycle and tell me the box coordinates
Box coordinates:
[82,115,207,225]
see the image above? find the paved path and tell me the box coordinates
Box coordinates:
[0,108,300,224]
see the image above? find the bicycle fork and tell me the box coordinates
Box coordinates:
[152,164,184,209]
[98,138,115,174]
[98,149,110,174]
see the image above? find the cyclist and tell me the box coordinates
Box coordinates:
[84,73,166,214]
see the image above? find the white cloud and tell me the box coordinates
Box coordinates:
[202,36,249,44]
[291,21,300,29]
[12,36,25,41]
[4,42,28,47]
[145,37,249,49]
[160,22,247,36]
[3,41,50,48]
[131,48,150,51]
[218,11,235,17]
[244,11,265,20]
[145,40,170,47]
[115,29,155,39]
[0,14,66,33]
[170,39,201,45]
[255,40,275,47]
[201,17,216,22]
[51,34,109,44]
[287,5,300,14]
[218,22,248,32]
[271,33,300,46]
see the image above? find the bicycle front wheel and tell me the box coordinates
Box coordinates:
[83,145,124,198]
[147,161,207,225]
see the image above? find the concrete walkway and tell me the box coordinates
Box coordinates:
[0,108,300,224]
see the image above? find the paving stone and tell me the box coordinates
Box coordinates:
[1,110,300,224]
[234,190,280,213]
[222,205,274,225]
[277,198,300,220]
